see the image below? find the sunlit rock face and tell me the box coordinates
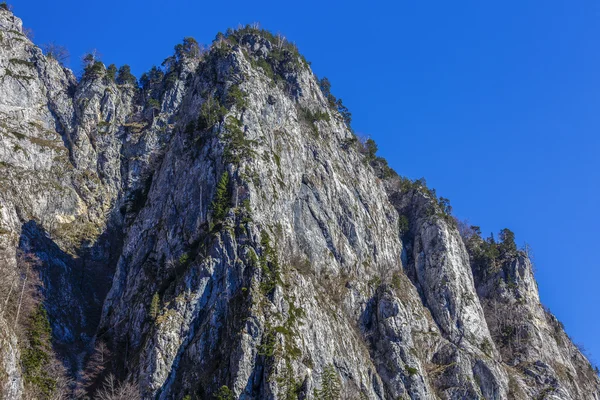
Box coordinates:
[0,7,598,399]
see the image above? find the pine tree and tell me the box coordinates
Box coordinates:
[116,65,137,86]
[149,293,160,320]
[106,64,117,81]
[314,364,341,400]
[214,385,234,400]
[335,98,352,127]
[438,197,452,215]
[499,228,517,257]
[211,172,231,221]
[364,139,378,162]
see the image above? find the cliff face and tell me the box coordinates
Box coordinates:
[0,8,598,400]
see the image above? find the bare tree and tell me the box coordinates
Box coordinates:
[42,42,70,66]
[0,250,71,398]
[456,218,482,242]
[0,268,17,319]
[11,251,43,337]
[82,49,102,70]
[14,272,27,329]
[95,374,140,400]
[276,33,285,49]
[75,339,111,396]
[23,27,34,40]
[49,360,73,400]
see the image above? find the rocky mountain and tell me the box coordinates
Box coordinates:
[0,7,598,400]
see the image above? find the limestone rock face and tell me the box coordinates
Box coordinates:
[0,8,598,400]
[473,254,600,399]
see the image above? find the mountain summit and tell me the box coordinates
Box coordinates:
[0,7,598,400]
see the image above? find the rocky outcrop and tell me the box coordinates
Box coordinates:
[0,7,598,399]
[471,250,600,399]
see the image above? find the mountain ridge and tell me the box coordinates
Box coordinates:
[0,7,598,399]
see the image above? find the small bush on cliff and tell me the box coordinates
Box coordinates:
[255,57,274,80]
[398,215,409,237]
[214,386,234,400]
[259,232,281,295]
[223,116,256,163]
[146,98,161,116]
[149,292,160,320]
[179,253,190,266]
[197,97,227,131]
[298,106,330,137]
[225,84,248,110]
[258,324,277,357]
[481,338,493,356]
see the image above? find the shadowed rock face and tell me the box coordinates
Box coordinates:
[0,8,598,400]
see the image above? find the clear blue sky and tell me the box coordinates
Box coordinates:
[14,0,600,365]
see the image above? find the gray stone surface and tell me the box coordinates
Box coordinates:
[0,8,598,399]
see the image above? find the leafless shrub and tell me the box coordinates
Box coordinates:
[376,261,396,286]
[0,262,18,320]
[286,249,312,276]
[23,27,34,40]
[355,134,371,154]
[455,218,478,242]
[0,2,13,12]
[323,273,347,305]
[76,339,111,396]
[49,361,73,400]
[42,42,70,66]
[275,33,286,50]
[81,48,102,70]
[575,342,593,362]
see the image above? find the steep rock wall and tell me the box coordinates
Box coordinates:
[0,8,597,400]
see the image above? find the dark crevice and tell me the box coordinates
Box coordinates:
[17,219,123,379]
